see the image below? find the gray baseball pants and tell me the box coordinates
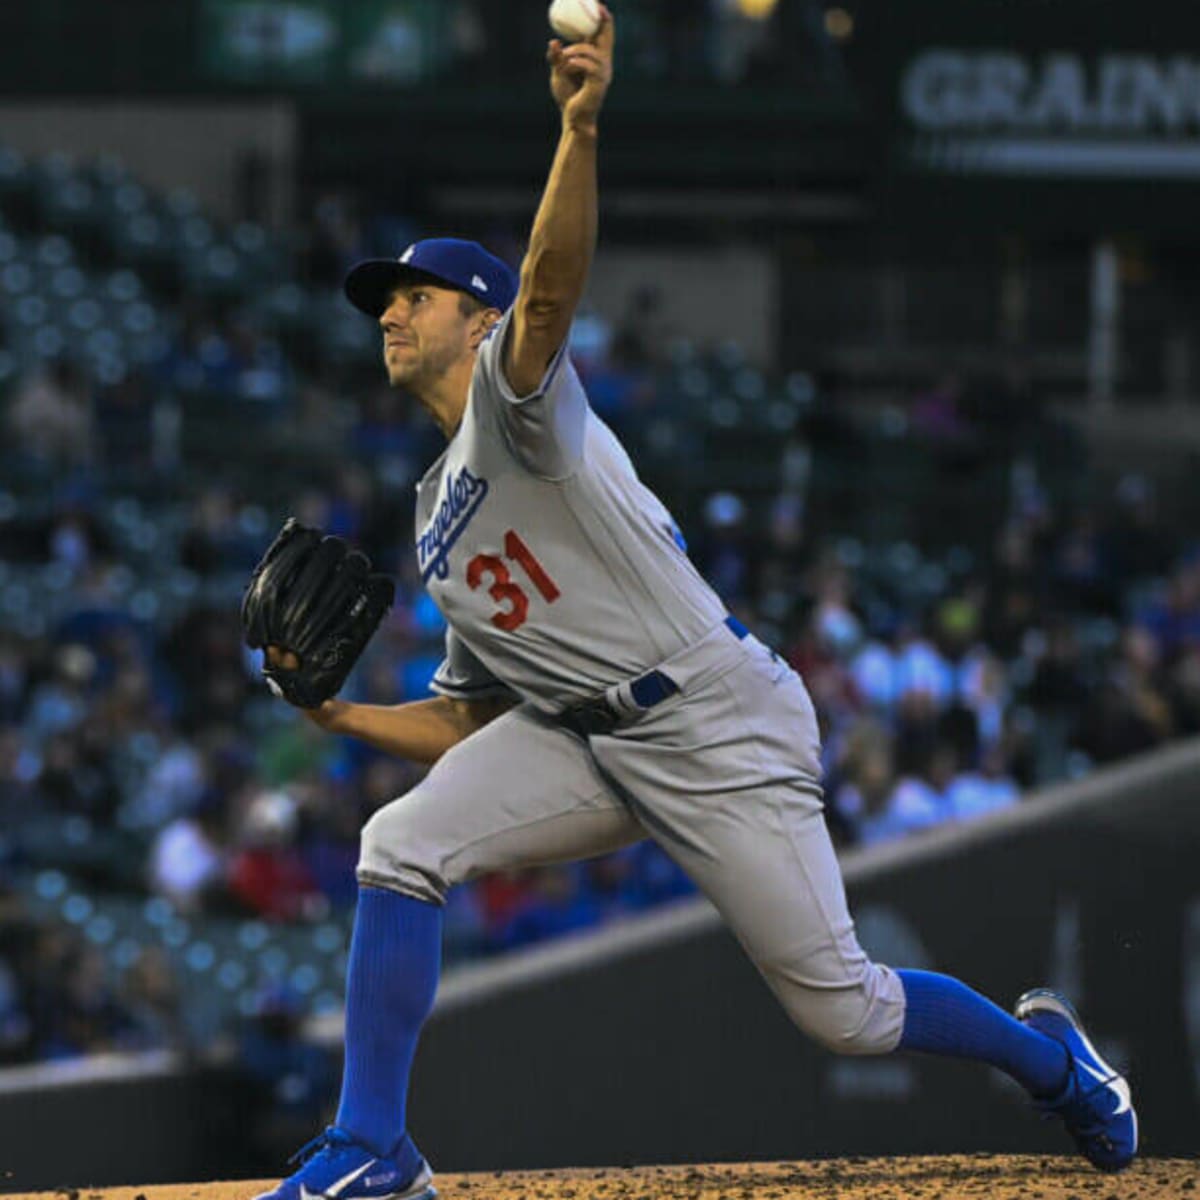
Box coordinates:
[358,624,906,1056]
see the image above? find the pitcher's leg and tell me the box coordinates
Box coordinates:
[658,772,1132,1168]
[896,968,1067,1095]
[594,649,906,1055]
[691,798,1068,1088]
[687,775,1069,1089]
[283,705,641,1191]
[359,705,641,902]
[594,647,1069,1073]
[335,887,441,1155]
[665,780,908,1056]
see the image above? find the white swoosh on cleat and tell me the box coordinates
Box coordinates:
[1108,1076,1133,1116]
[1077,1059,1132,1115]
[298,1160,378,1200]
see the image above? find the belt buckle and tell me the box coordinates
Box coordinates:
[559,694,620,739]
[579,695,620,736]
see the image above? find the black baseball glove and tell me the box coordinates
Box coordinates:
[241,518,395,709]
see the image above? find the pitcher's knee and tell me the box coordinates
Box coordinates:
[805,1002,891,1056]
[789,963,907,1057]
[356,799,448,905]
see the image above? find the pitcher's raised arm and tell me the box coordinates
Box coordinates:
[503,6,614,398]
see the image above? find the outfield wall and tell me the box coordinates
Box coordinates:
[2,740,1197,1188]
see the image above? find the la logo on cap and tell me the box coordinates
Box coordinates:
[471,274,488,292]
[400,245,415,263]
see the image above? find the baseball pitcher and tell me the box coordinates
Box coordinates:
[245,10,1136,1198]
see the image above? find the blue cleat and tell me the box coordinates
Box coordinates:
[1014,988,1137,1172]
[252,1127,435,1200]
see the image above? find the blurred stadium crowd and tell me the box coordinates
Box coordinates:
[1,141,1199,1098]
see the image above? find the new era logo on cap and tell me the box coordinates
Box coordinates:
[345,238,518,318]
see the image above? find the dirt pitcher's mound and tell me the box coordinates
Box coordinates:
[6,1156,1199,1200]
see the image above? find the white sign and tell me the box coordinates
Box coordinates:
[903,51,1200,132]
[899,50,1200,177]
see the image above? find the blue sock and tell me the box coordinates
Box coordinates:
[335,886,442,1156]
[897,969,1069,1097]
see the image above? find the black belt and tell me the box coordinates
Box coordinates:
[555,616,749,740]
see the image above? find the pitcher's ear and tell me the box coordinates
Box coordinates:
[474,309,501,346]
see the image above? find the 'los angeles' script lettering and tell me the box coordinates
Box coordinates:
[417,466,489,582]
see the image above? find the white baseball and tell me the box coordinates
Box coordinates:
[548,0,601,42]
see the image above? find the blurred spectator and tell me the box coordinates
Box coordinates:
[850,621,900,713]
[857,738,949,847]
[155,310,225,394]
[893,616,955,711]
[1106,474,1173,583]
[227,321,288,404]
[0,955,32,1064]
[95,369,155,469]
[163,605,252,729]
[1135,556,1200,658]
[47,508,108,578]
[117,946,187,1052]
[324,464,374,541]
[126,733,208,830]
[36,723,120,821]
[491,866,603,950]
[179,486,261,576]
[1026,619,1089,717]
[350,382,426,478]
[149,792,229,914]
[29,932,131,1059]
[6,359,96,467]
[696,491,752,604]
[228,790,324,922]
[237,982,339,1159]
[301,789,364,912]
[829,720,895,843]
[25,643,95,742]
[946,742,1020,822]
[572,311,650,427]
[612,285,672,372]
[304,191,369,286]
[787,593,862,735]
[476,871,536,950]
[1076,625,1175,765]
[1052,508,1117,616]
[0,726,38,836]
[0,635,32,724]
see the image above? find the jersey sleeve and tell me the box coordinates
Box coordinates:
[472,307,587,479]
[429,627,518,702]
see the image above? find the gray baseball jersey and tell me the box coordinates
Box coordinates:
[359,312,906,1060]
[418,308,726,710]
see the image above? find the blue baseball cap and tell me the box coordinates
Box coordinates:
[344,238,518,318]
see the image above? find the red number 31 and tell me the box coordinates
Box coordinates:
[466,530,561,632]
